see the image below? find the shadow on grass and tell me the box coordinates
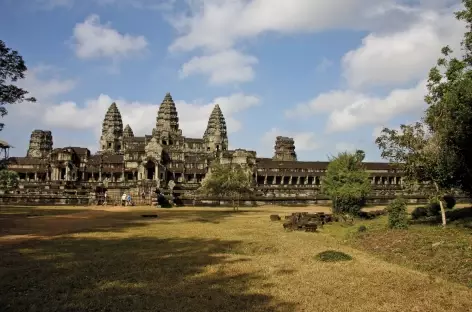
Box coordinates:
[410,207,472,227]
[0,206,90,217]
[0,208,254,240]
[156,210,252,225]
[0,235,295,312]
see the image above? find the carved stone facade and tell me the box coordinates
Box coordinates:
[273,136,297,161]
[5,92,410,203]
[27,130,53,158]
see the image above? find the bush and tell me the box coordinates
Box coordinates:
[358,225,367,232]
[426,201,441,217]
[443,195,456,209]
[411,206,428,219]
[315,250,352,262]
[387,197,409,229]
[0,170,19,188]
[332,195,365,216]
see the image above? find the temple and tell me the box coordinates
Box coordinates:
[3,92,409,204]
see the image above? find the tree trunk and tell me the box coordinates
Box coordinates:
[236,193,240,211]
[433,182,447,227]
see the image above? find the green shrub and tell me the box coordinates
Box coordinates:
[411,206,428,219]
[332,195,365,216]
[443,195,456,209]
[426,201,441,217]
[358,225,367,232]
[387,197,409,229]
[0,170,19,188]
[315,250,352,262]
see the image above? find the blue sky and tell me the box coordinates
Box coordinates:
[0,0,465,160]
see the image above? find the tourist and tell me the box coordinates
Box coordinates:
[121,193,127,206]
[103,191,108,206]
[127,193,132,206]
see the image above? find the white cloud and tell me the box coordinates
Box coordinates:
[288,79,427,133]
[260,127,319,157]
[71,14,148,60]
[179,49,258,84]
[168,0,398,53]
[285,3,464,135]
[343,9,465,89]
[167,0,458,53]
[167,1,459,86]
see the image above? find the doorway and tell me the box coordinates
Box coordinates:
[146,161,156,180]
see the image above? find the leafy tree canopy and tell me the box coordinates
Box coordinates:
[421,0,472,196]
[199,162,253,210]
[0,39,36,131]
[375,122,456,226]
[0,169,19,189]
[322,150,371,215]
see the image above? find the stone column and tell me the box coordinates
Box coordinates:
[281,175,285,185]
[34,172,38,181]
[264,175,267,185]
[289,176,292,185]
[296,176,300,185]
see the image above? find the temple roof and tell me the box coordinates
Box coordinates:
[204,104,227,139]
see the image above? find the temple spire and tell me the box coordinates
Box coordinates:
[203,104,228,152]
[155,92,179,134]
[123,124,134,138]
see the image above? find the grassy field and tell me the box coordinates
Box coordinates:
[0,205,471,312]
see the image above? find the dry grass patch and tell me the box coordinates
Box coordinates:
[0,205,471,311]
[323,212,472,288]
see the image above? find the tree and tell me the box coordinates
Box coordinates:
[322,150,371,216]
[422,1,472,196]
[0,169,19,189]
[375,122,457,227]
[0,40,36,131]
[199,162,253,211]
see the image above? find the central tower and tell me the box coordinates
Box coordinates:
[153,92,182,145]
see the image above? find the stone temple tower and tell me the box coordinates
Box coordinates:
[123,124,134,138]
[99,102,123,153]
[27,130,53,158]
[273,136,297,161]
[153,92,182,145]
[203,104,228,152]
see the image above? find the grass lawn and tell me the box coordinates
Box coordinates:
[324,208,472,288]
[0,205,471,311]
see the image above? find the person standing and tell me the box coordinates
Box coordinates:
[103,191,108,206]
[121,193,127,206]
